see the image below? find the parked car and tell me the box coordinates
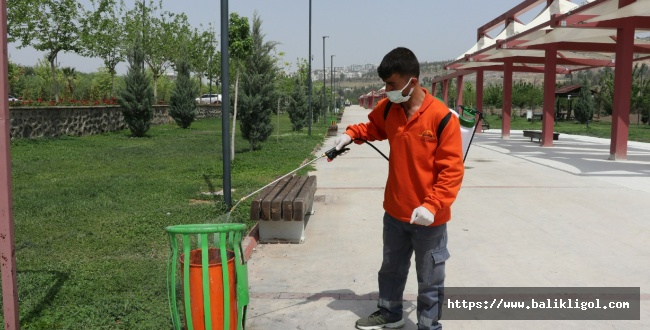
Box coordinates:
[8,95,19,102]
[195,94,222,104]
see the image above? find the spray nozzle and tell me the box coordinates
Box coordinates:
[324,146,349,162]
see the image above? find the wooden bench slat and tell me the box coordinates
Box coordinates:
[282,176,309,221]
[261,176,292,221]
[250,184,277,220]
[271,176,301,221]
[293,176,317,221]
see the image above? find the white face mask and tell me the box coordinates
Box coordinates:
[385,78,414,103]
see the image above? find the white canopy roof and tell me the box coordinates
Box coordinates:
[447,0,650,73]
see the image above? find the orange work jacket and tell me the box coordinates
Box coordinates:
[344,89,464,225]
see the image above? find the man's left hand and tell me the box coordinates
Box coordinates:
[410,206,434,226]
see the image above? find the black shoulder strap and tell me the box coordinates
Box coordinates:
[384,100,451,141]
[383,101,393,120]
[436,111,453,141]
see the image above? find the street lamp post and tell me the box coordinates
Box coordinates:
[308,0,312,136]
[331,55,335,115]
[322,36,328,124]
[220,0,232,208]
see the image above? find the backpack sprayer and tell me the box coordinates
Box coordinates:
[352,104,484,163]
[455,105,484,162]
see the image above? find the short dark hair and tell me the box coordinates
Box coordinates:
[377,47,420,80]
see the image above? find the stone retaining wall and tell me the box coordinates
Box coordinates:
[9,105,222,139]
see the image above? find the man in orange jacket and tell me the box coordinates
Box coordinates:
[334,47,465,330]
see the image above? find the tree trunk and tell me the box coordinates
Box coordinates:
[50,58,59,102]
[153,74,158,101]
[111,73,116,98]
[231,68,240,161]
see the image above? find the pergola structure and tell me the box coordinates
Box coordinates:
[431,0,650,160]
[358,87,386,109]
[555,84,583,120]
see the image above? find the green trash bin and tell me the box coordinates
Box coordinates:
[166,223,249,330]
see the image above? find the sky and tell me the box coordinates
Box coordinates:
[8,0,546,75]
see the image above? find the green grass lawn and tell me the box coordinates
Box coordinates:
[482,114,650,143]
[1,113,332,328]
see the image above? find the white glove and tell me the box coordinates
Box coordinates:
[334,133,352,151]
[410,206,434,226]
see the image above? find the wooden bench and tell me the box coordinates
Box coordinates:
[523,130,560,142]
[250,175,317,243]
[481,118,490,132]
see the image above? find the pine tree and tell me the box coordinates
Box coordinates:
[311,87,325,124]
[238,13,278,150]
[574,78,595,125]
[288,76,308,131]
[118,40,154,137]
[169,58,198,129]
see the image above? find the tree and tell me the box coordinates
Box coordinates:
[169,58,198,129]
[512,81,530,115]
[8,0,84,102]
[7,61,24,96]
[238,13,278,150]
[288,75,309,131]
[229,12,253,160]
[631,63,650,124]
[310,85,325,123]
[462,81,475,107]
[483,83,503,109]
[80,0,126,97]
[596,68,614,116]
[187,26,218,91]
[573,78,595,125]
[61,67,77,99]
[447,81,457,107]
[117,40,154,137]
[90,67,114,100]
[124,1,191,101]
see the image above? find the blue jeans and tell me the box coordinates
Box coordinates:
[377,213,449,330]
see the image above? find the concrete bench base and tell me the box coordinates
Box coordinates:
[258,212,313,244]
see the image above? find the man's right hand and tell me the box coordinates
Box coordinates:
[334,133,352,151]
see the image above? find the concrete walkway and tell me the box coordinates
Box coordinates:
[246,105,650,330]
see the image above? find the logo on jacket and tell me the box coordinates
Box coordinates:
[420,130,434,138]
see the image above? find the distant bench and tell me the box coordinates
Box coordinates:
[481,118,490,132]
[250,175,317,243]
[523,130,560,142]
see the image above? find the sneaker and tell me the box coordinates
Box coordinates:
[355,310,405,329]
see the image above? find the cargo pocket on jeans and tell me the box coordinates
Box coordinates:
[432,247,450,264]
[432,227,450,265]
[424,247,450,286]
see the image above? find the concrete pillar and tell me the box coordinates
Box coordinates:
[442,80,449,105]
[475,70,484,133]
[456,75,464,107]
[502,61,513,139]
[542,46,557,147]
[610,21,634,160]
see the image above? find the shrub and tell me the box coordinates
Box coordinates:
[117,40,154,137]
[169,58,198,129]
